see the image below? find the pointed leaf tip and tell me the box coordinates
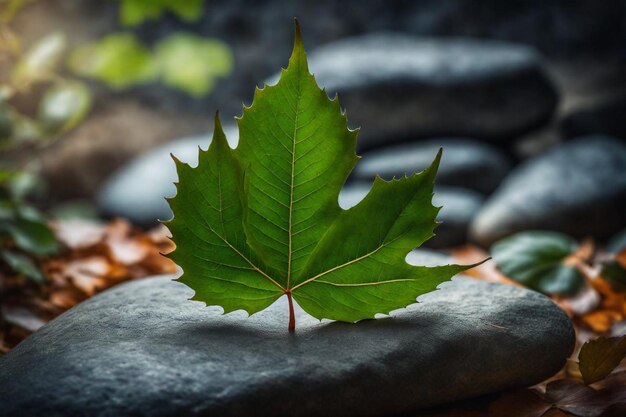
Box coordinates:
[294,18,302,45]
[210,111,230,150]
[170,152,182,164]
[213,110,223,132]
[289,18,307,69]
[427,148,443,178]
[435,147,443,164]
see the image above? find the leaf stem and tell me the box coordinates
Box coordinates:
[286,291,295,332]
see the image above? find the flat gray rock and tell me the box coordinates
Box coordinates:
[274,34,558,148]
[471,135,626,246]
[353,139,511,194]
[340,184,484,248]
[0,276,574,417]
[97,127,238,226]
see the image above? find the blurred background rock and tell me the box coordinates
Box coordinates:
[2,0,626,249]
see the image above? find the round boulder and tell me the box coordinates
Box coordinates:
[0,276,574,417]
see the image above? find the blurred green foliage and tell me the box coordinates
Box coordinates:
[118,0,204,27]
[155,33,233,96]
[0,0,225,285]
[0,170,59,283]
[0,30,93,150]
[69,32,233,97]
[68,33,156,89]
[1,0,229,154]
[11,31,66,87]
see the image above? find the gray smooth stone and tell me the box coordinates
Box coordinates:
[97,126,238,227]
[405,248,454,267]
[126,0,626,115]
[471,135,626,246]
[0,276,574,417]
[431,188,485,248]
[98,132,487,230]
[353,139,512,194]
[561,95,626,140]
[340,184,484,248]
[269,34,558,148]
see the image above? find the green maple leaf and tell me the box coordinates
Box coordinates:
[166,21,474,330]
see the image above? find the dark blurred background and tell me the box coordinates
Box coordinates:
[2,0,626,250]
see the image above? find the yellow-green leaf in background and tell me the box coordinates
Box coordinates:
[68,33,156,89]
[154,33,233,97]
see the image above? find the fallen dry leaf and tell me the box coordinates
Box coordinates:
[1,218,176,352]
[581,276,626,333]
[579,336,626,384]
[52,219,107,249]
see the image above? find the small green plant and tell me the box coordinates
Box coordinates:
[166,22,475,331]
[0,170,59,283]
[492,230,626,296]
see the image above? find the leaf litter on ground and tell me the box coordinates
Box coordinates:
[0,218,175,352]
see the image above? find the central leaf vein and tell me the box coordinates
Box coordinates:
[286,68,302,290]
